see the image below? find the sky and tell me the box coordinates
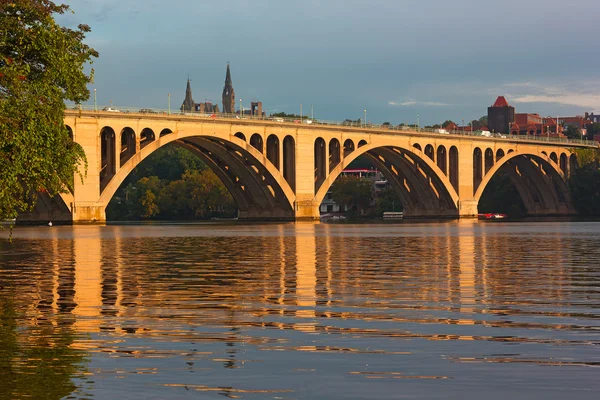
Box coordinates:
[60,0,600,125]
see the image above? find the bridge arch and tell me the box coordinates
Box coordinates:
[314,142,460,217]
[474,151,574,216]
[329,138,341,173]
[250,134,263,153]
[424,144,434,161]
[343,139,355,157]
[283,135,296,191]
[314,137,326,192]
[120,127,136,166]
[140,128,155,149]
[100,127,116,192]
[234,132,246,141]
[266,134,280,169]
[99,131,296,219]
[436,145,447,174]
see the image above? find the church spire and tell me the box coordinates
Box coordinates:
[222,63,235,114]
[225,63,232,85]
[181,78,195,112]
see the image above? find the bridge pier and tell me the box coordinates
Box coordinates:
[294,199,320,220]
[457,199,479,218]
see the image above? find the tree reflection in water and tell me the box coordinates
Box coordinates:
[0,298,88,399]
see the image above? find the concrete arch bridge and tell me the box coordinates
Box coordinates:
[40,110,596,223]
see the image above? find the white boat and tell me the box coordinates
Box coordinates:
[383,212,403,219]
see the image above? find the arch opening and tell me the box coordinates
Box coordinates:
[484,148,494,174]
[283,135,296,191]
[473,147,483,194]
[329,138,341,173]
[436,145,447,175]
[100,126,116,193]
[250,134,263,153]
[343,139,355,157]
[120,127,136,167]
[449,146,459,192]
[314,137,326,192]
[266,134,280,170]
[140,128,155,149]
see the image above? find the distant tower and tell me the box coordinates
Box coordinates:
[222,63,235,114]
[181,78,195,112]
[487,96,515,134]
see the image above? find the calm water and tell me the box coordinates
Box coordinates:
[0,221,599,399]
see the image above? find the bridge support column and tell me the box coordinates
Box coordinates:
[295,199,320,220]
[72,203,106,223]
[294,130,320,220]
[458,199,479,218]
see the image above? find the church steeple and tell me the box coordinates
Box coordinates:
[181,78,195,112]
[222,63,235,114]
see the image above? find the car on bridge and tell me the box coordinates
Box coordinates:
[139,108,157,114]
[102,107,120,112]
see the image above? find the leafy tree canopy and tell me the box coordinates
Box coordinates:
[0,1,98,220]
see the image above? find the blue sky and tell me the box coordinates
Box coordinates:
[61,0,600,125]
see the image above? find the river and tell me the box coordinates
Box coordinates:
[0,220,599,399]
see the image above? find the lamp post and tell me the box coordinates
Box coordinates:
[311,104,314,121]
[417,114,419,131]
[300,104,303,123]
[364,109,367,127]
[168,93,170,115]
[93,88,97,111]
[240,98,242,117]
[462,118,464,135]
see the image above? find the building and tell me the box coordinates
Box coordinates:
[222,63,235,114]
[180,78,220,114]
[488,96,515,134]
[585,112,600,123]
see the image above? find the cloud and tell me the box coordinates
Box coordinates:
[501,80,600,110]
[511,94,600,110]
[388,100,450,107]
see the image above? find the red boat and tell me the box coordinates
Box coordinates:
[478,213,507,220]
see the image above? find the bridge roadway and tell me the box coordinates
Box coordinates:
[23,109,598,223]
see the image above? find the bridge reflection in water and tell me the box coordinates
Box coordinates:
[2,222,597,398]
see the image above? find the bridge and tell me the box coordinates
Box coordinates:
[30,109,597,223]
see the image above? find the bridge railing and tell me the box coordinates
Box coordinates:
[65,104,597,147]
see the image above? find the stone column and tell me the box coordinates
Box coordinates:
[294,129,320,219]
[72,118,106,223]
[457,142,478,217]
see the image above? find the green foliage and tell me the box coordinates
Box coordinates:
[569,164,600,216]
[131,144,207,182]
[587,122,600,137]
[0,298,86,399]
[572,148,599,168]
[563,125,581,139]
[478,174,526,217]
[569,148,600,215]
[0,1,98,220]
[374,187,403,216]
[330,176,372,215]
[106,152,236,221]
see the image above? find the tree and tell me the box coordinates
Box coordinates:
[374,187,403,216]
[0,1,98,221]
[587,122,600,137]
[569,148,600,216]
[330,176,372,216]
[563,125,581,139]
